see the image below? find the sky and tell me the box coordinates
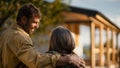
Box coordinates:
[63,0,120,28]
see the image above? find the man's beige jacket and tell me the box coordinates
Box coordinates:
[0,23,60,68]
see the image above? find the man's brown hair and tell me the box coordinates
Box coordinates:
[16,3,41,22]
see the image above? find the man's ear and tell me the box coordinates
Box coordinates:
[21,16,27,25]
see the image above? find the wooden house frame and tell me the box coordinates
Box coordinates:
[62,6,120,68]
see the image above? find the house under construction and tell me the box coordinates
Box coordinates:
[62,6,120,68]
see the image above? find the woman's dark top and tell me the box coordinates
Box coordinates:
[46,51,81,68]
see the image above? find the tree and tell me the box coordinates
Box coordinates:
[0,0,68,33]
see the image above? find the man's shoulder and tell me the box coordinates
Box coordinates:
[1,27,30,42]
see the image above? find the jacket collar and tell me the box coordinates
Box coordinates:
[10,23,30,36]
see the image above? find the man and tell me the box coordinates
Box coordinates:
[0,3,85,68]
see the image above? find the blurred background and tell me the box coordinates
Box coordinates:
[0,0,120,68]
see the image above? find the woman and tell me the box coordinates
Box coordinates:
[48,26,85,68]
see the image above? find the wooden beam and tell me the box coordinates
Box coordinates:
[106,28,110,67]
[99,24,104,67]
[89,17,103,27]
[112,30,115,64]
[61,11,90,21]
[65,24,70,29]
[96,15,119,32]
[74,24,79,46]
[90,22,96,68]
[66,20,91,26]
[69,24,79,46]
[69,23,74,32]
[94,48,99,53]
[116,33,119,63]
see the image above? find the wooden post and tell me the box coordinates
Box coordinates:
[99,24,104,67]
[117,33,120,67]
[112,30,115,64]
[63,24,69,28]
[69,23,74,32]
[90,23,95,68]
[74,24,79,46]
[116,33,119,64]
[69,24,79,46]
[66,24,70,29]
[69,24,78,45]
[106,28,110,67]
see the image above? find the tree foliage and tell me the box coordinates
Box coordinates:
[0,0,69,33]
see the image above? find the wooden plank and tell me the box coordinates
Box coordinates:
[96,15,119,32]
[69,24,79,46]
[106,28,110,67]
[112,31,115,64]
[74,24,79,46]
[89,17,102,27]
[94,48,100,53]
[116,33,119,63]
[90,22,96,68]
[69,23,75,32]
[99,24,104,66]
[65,24,71,29]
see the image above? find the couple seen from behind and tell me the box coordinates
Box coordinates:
[0,3,85,68]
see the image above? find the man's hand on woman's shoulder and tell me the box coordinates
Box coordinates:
[56,54,85,68]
